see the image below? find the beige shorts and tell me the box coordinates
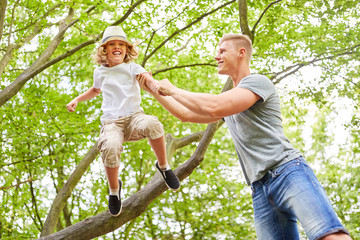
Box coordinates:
[97,111,164,168]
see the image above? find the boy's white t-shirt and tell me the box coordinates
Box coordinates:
[93,62,147,124]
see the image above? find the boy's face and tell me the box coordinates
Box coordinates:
[104,40,127,67]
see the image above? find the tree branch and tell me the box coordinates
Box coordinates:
[270,45,360,84]
[152,62,217,76]
[139,0,196,45]
[0,177,35,190]
[0,0,20,76]
[175,32,196,53]
[0,0,7,43]
[24,202,42,231]
[252,0,282,34]
[2,3,63,69]
[111,0,146,26]
[29,173,44,230]
[141,0,236,66]
[1,4,62,37]
[154,0,196,33]
[0,39,97,107]
[238,0,253,41]
[143,31,156,63]
[37,121,222,239]
[137,1,196,66]
[0,6,96,107]
[0,26,41,76]
[40,143,99,237]
[0,129,67,169]
[7,0,18,46]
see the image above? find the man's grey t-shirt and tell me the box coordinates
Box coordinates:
[224,74,301,185]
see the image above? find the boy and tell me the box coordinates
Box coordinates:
[66,26,180,217]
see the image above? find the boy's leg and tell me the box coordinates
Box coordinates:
[150,136,180,191]
[148,135,167,167]
[105,166,119,191]
[127,112,166,162]
[127,112,180,191]
[98,120,126,216]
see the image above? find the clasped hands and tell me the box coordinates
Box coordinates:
[137,72,176,96]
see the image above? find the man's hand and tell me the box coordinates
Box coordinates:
[157,78,176,96]
[66,99,78,112]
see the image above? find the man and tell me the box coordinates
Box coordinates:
[139,34,352,240]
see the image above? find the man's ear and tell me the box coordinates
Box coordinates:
[238,48,246,57]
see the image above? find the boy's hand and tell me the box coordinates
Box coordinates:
[66,99,78,112]
[137,72,167,96]
[137,73,153,93]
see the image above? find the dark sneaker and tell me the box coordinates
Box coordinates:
[155,161,180,191]
[108,179,122,217]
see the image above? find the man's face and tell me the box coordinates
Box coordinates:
[105,40,127,67]
[215,40,239,75]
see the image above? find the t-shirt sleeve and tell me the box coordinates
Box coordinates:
[130,62,147,77]
[93,67,102,89]
[237,74,275,102]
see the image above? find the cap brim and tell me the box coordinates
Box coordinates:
[101,36,133,46]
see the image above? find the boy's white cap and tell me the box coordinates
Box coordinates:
[101,26,133,46]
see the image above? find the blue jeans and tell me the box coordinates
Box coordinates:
[251,156,349,240]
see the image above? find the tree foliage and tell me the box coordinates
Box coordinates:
[0,0,359,239]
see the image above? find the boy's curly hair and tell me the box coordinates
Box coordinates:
[94,42,139,66]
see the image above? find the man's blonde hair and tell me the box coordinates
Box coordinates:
[219,34,253,61]
[94,42,139,66]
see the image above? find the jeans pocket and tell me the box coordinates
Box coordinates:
[273,158,302,176]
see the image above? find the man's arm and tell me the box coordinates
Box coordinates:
[152,93,222,124]
[137,74,220,123]
[66,87,101,112]
[157,79,261,118]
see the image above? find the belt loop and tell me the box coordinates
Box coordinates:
[268,169,275,178]
[251,184,255,195]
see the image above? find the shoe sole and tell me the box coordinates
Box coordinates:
[110,206,122,217]
[166,183,180,192]
[155,162,180,192]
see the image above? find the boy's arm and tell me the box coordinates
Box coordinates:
[137,72,159,93]
[66,87,101,112]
